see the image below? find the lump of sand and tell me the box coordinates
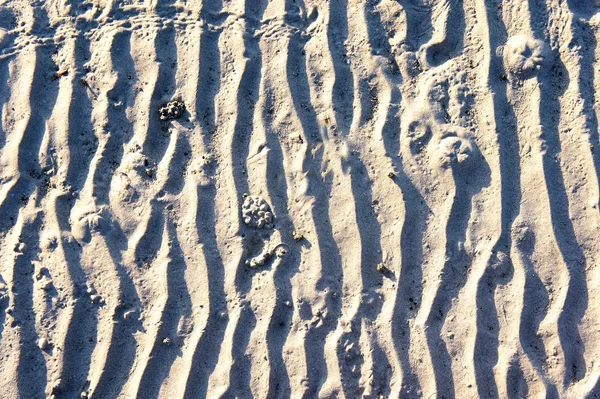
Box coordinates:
[71,203,108,244]
[503,35,552,79]
[406,118,432,154]
[159,100,186,121]
[436,135,476,171]
[242,194,274,229]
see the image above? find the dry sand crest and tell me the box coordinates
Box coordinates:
[0,0,599,398]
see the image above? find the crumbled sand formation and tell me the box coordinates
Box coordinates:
[241,194,274,229]
[159,99,186,121]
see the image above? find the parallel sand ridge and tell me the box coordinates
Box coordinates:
[0,0,599,398]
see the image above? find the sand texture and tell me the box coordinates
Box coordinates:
[0,0,599,398]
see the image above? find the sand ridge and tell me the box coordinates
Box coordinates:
[0,0,599,398]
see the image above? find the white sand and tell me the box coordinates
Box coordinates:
[0,0,599,398]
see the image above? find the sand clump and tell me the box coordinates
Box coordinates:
[434,128,478,171]
[159,99,186,121]
[241,194,274,229]
[503,35,552,79]
[245,243,288,268]
[70,203,109,244]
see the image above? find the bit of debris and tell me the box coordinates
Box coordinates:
[40,276,53,291]
[53,69,69,80]
[159,100,186,121]
[81,78,98,99]
[38,337,50,351]
[14,242,26,253]
[376,263,389,273]
[292,231,304,241]
[245,243,289,268]
[51,379,62,396]
[123,309,138,320]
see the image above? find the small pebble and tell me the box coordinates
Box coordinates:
[292,231,304,241]
[40,277,53,291]
[38,337,49,351]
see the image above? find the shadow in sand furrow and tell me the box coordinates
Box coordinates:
[85,30,144,396]
[29,1,53,36]
[420,0,465,68]
[230,2,266,209]
[13,213,47,399]
[55,194,99,397]
[63,34,96,207]
[162,135,190,195]
[177,3,225,397]
[133,197,166,265]
[426,163,490,399]
[285,27,344,399]
[224,0,268,396]
[0,44,59,235]
[0,55,11,149]
[371,339,393,398]
[261,88,300,399]
[153,0,178,14]
[133,129,190,264]
[528,0,588,384]
[472,2,520,397]
[222,305,256,399]
[183,183,228,398]
[518,249,558,397]
[474,265,508,399]
[90,224,142,398]
[196,0,222,149]
[357,76,378,129]
[0,282,7,342]
[506,358,528,399]
[336,157,387,397]
[383,90,426,396]
[136,221,192,399]
[397,0,432,50]
[327,0,354,137]
[61,0,101,21]
[265,295,294,399]
[562,4,600,189]
[303,169,344,398]
[539,58,588,388]
[588,379,600,398]
[91,29,135,203]
[54,33,99,391]
[348,9,404,394]
[364,0,397,62]
[143,24,178,164]
[50,40,99,397]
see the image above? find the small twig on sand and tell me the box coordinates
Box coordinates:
[81,78,98,99]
